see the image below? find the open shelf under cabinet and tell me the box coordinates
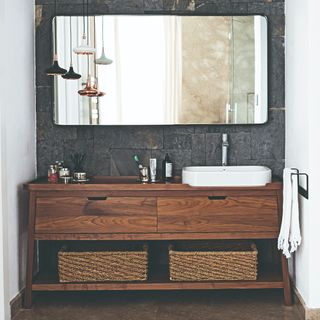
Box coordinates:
[32,266,283,291]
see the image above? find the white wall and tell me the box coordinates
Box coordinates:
[0,0,36,317]
[286,0,320,309]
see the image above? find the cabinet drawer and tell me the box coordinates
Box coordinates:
[35,197,157,234]
[158,196,279,233]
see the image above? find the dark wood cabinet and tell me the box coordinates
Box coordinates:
[158,196,279,233]
[24,177,291,308]
[35,196,157,233]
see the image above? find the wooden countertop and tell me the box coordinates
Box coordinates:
[25,176,282,191]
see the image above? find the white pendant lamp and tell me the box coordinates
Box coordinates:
[73,0,96,55]
[95,16,113,65]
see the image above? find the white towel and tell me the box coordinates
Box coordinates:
[278,168,302,258]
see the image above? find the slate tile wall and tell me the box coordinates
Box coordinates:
[36,0,285,178]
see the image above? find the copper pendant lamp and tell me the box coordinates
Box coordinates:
[78,75,105,97]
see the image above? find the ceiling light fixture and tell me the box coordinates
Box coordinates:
[73,0,96,55]
[95,16,113,65]
[62,16,81,80]
[46,0,67,76]
[78,75,105,97]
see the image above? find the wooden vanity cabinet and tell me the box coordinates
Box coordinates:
[25,178,291,308]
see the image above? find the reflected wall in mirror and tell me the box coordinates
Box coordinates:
[54,15,268,125]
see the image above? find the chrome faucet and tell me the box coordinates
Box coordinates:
[222,133,229,166]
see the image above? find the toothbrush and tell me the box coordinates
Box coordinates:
[133,155,143,169]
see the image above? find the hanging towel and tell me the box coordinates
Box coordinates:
[278,168,302,258]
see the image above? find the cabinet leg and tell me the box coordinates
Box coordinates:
[24,239,35,308]
[280,254,292,306]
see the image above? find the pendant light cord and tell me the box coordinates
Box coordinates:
[82,0,85,35]
[53,0,57,56]
[69,16,73,65]
[102,16,104,48]
[87,55,90,77]
[87,0,89,45]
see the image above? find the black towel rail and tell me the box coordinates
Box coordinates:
[291,168,309,200]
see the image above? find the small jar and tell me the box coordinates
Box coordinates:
[55,161,64,173]
[59,167,70,178]
[48,165,58,183]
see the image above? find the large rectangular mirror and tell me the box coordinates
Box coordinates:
[53,15,268,125]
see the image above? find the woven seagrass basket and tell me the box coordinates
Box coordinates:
[58,244,148,283]
[169,242,258,281]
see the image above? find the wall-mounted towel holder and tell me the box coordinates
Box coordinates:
[291,168,309,200]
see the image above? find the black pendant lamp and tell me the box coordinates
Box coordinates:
[46,0,67,76]
[62,17,81,80]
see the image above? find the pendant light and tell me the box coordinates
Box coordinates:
[46,0,67,76]
[78,56,105,97]
[62,17,81,80]
[78,76,105,97]
[73,0,96,55]
[95,16,113,65]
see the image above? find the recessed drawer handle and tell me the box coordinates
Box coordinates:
[208,196,227,200]
[87,197,108,201]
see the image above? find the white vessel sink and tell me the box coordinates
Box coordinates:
[182,166,272,187]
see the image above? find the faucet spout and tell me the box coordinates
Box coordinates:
[222,133,229,166]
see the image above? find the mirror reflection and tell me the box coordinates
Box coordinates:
[53,15,268,125]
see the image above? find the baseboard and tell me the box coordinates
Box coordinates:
[10,289,24,319]
[294,287,320,320]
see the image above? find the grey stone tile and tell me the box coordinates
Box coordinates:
[268,14,285,37]
[144,0,164,11]
[36,0,104,4]
[36,7,55,87]
[110,149,152,176]
[228,132,251,161]
[37,86,53,113]
[37,141,65,177]
[163,126,194,135]
[191,134,206,166]
[94,127,163,150]
[230,0,265,2]
[164,133,192,150]
[248,2,284,15]
[194,126,209,134]
[93,127,117,151]
[151,149,192,176]
[77,127,94,140]
[109,0,144,13]
[251,110,285,160]
[206,125,252,134]
[205,133,221,166]
[63,139,94,171]
[89,151,111,176]
[195,2,248,14]
[37,112,77,141]
[269,36,285,108]
[36,1,286,178]
[163,0,195,11]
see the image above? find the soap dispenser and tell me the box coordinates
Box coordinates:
[162,153,173,182]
